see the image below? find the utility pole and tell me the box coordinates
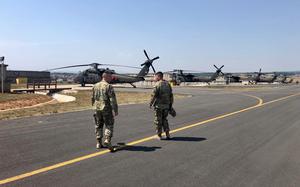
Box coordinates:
[1,56,5,94]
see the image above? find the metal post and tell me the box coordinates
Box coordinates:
[1,62,3,93]
[1,57,5,94]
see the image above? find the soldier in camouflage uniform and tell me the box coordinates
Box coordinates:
[150,72,174,140]
[92,71,118,151]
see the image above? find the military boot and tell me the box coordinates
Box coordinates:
[165,131,171,140]
[96,139,103,149]
[103,139,115,152]
[156,133,163,140]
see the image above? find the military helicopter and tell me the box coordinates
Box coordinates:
[48,50,159,87]
[168,69,201,85]
[275,74,293,84]
[258,73,278,83]
[244,68,278,84]
[223,73,243,83]
[225,68,277,84]
[193,65,225,83]
[168,65,225,85]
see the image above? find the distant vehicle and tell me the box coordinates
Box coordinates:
[168,65,225,85]
[48,50,159,87]
[56,78,64,83]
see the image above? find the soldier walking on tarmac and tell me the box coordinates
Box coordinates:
[92,71,118,151]
[150,71,174,140]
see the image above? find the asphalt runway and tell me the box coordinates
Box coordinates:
[0,85,300,186]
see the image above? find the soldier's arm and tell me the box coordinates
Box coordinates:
[108,85,118,115]
[91,86,95,106]
[168,82,174,109]
[170,86,174,106]
[150,85,159,107]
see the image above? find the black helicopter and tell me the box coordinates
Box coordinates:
[168,65,225,85]
[225,68,278,84]
[48,50,159,87]
[224,68,263,83]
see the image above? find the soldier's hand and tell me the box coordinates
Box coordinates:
[149,104,152,109]
[113,111,118,117]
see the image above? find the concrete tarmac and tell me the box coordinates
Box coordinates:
[0,85,299,186]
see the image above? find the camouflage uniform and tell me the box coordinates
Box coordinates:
[150,80,174,136]
[92,80,118,146]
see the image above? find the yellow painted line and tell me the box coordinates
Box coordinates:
[0,92,299,185]
[241,94,264,105]
[261,92,300,106]
[169,94,264,134]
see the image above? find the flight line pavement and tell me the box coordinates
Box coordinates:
[0,85,299,186]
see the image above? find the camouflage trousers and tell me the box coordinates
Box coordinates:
[94,110,114,143]
[154,108,170,135]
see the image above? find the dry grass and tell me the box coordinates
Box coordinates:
[0,90,186,120]
[0,93,45,102]
[0,93,52,110]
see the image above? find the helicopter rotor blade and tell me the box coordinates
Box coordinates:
[100,64,142,69]
[185,69,206,73]
[149,56,159,73]
[168,69,207,73]
[144,50,150,60]
[150,64,156,73]
[47,64,92,71]
[48,63,142,71]
[213,65,218,69]
[141,50,159,73]
[152,56,159,61]
[219,65,225,75]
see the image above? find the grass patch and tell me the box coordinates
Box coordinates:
[0,93,52,110]
[0,93,44,102]
[0,90,186,120]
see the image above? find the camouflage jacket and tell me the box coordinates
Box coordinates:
[92,80,118,113]
[150,80,174,109]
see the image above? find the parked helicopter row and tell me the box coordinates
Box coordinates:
[48,50,295,87]
[167,66,294,85]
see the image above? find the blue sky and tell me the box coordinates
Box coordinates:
[0,0,299,72]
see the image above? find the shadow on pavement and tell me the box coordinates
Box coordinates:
[115,143,161,152]
[164,137,207,142]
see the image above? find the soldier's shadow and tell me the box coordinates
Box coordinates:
[115,143,161,152]
[163,137,207,142]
